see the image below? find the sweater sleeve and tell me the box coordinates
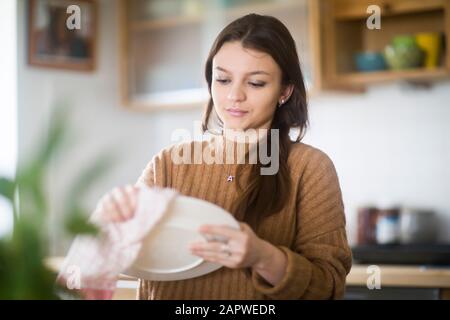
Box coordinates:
[251,149,353,299]
[135,148,169,188]
[136,158,155,188]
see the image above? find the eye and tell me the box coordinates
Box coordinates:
[215,78,230,85]
[249,82,266,88]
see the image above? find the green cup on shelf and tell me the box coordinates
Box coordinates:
[384,35,424,70]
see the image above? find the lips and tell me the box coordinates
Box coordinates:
[226,108,248,117]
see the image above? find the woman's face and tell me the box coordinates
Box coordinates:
[211,41,292,131]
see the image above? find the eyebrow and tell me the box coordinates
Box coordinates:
[214,66,271,76]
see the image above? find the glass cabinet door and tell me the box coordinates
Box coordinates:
[120,0,317,111]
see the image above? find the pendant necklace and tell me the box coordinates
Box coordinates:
[225,163,235,182]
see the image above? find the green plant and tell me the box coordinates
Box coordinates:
[0,105,115,299]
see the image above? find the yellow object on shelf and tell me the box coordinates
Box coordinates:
[415,32,442,69]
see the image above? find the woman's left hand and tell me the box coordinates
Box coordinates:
[189,222,268,269]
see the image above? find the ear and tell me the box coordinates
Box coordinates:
[279,84,294,104]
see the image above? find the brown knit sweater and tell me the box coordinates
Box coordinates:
[135,136,352,300]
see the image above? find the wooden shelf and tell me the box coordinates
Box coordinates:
[337,68,449,86]
[131,88,209,111]
[318,0,450,91]
[131,0,304,31]
[131,14,203,31]
[333,0,446,21]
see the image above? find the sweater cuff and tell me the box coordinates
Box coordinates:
[251,246,313,299]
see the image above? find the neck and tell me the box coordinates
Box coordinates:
[222,128,270,145]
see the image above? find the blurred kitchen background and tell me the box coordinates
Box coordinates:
[1,0,450,299]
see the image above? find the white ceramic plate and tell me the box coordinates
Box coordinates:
[123,195,239,281]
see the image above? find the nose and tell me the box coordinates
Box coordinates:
[227,83,246,102]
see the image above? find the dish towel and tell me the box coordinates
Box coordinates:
[56,186,178,299]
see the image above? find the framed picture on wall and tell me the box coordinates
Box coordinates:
[28,0,97,71]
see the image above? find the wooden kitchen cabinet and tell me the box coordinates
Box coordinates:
[317,0,450,90]
[118,0,321,111]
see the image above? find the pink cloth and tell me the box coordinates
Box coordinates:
[56,186,178,299]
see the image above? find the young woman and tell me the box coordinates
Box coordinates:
[97,14,352,300]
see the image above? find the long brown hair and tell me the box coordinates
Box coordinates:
[202,14,309,229]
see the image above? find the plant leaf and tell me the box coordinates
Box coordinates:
[0,178,15,202]
[35,106,71,167]
[66,152,116,209]
[65,207,99,236]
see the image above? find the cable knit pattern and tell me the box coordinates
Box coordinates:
[135,137,352,300]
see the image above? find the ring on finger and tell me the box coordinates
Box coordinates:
[220,243,232,257]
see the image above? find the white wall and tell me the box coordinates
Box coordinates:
[17,0,450,253]
[305,83,450,244]
[0,0,17,238]
[17,0,201,254]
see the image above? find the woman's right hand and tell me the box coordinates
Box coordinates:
[95,185,140,223]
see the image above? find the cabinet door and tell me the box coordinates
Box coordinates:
[120,0,319,111]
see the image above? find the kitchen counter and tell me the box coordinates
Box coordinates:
[347,264,450,288]
[346,264,450,299]
[45,257,450,299]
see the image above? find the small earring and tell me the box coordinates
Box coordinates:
[278,99,285,107]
